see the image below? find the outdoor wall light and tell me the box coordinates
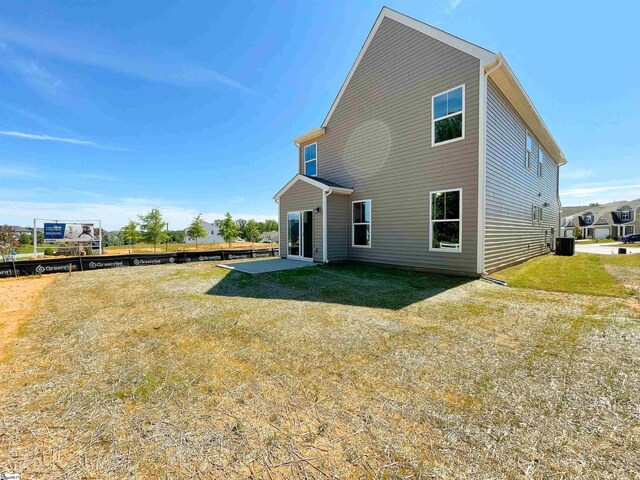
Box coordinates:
[314,207,321,214]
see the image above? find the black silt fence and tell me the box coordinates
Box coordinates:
[0,248,279,279]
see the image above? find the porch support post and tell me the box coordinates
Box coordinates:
[322,189,332,263]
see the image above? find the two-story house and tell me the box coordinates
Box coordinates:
[561,199,639,239]
[274,7,566,275]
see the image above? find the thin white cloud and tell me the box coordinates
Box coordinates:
[0,130,129,151]
[12,58,62,95]
[230,195,245,203]
[0,199,277,230]
[561,168,593,180]
[561,184,640,197]
[0,22,257,94]
[0,166,42,178]
[71,173,119,181]
[445,0,463,13]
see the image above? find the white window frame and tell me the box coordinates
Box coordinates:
[431,84,465,147]
[532,205,538,222]
[622,210,631,221]
[537,148,544,178]
[303,143,318,177]
[429,188,462,253]
[351,199,372,248]
[525,133,532,169]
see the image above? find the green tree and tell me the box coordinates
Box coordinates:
[215,213,240,247]
[244,219,261,244]
[262,219,278,232]
[104,230,123,247]
[572,225,582,240]
[167,230,186,243]
[235,219,248,240]
[18,232,31,246]
[121,220,142,246]
[139,209,168,252]
[0,225,18,262]
[186,214,208,249]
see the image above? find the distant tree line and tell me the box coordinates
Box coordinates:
[110,209,277,251]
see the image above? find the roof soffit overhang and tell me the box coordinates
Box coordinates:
[292,128,325,146]
[485,54,567,166]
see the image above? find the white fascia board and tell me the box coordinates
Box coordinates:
[321,7,496,128]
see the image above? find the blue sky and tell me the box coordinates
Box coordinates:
[1,0,639,229]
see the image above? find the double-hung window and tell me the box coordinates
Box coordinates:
[432,85,464,146]
[304,143,317,176]
[430,189,461,252]
[538,148,544,177]
[525,134,532,169]
[622,210,631,221]
[352,200,371,247]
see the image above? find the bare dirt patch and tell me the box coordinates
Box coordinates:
[0,275,55,361]
[605,264,640,288]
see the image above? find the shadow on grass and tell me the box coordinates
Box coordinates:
[207,262,473,310]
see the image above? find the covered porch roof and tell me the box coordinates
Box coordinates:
[273,174,353,201]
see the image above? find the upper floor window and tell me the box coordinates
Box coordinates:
[430,189,461,252]
[525,134,532,169]
[304,143,317,176]
[432,85,464,146]
[537,148,544,177]
[352,200,371,247]
[584,213,593,224]
[622,210,631,221]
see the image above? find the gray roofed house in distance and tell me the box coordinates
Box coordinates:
[561,199,639,239]
[274,7,567,275]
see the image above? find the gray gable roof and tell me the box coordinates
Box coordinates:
[562,198,640,226]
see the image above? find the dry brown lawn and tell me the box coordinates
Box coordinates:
[0,261,639,478]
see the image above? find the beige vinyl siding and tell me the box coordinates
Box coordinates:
[484,78,560,272]
[278,181,323,262]
[299,17,480,274]
[327,194,347,261]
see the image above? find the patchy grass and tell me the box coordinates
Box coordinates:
[493,253,640,297]
[0,262,639,478]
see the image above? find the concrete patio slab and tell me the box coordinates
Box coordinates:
[218,258,318,275]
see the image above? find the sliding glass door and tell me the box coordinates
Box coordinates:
[287,210,313,260]
[287,212,300,257]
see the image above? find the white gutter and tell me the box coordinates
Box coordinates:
[476,55,502,276]
[322,188,332,263]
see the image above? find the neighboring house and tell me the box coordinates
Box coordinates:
[184,220,224,243]
[561,199,640,239]
[260,231,279,243]
[273,7,566,275]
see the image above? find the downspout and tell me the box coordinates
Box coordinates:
[323,189,332,263]
[477,56,503,276]
[274,198,281,256]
